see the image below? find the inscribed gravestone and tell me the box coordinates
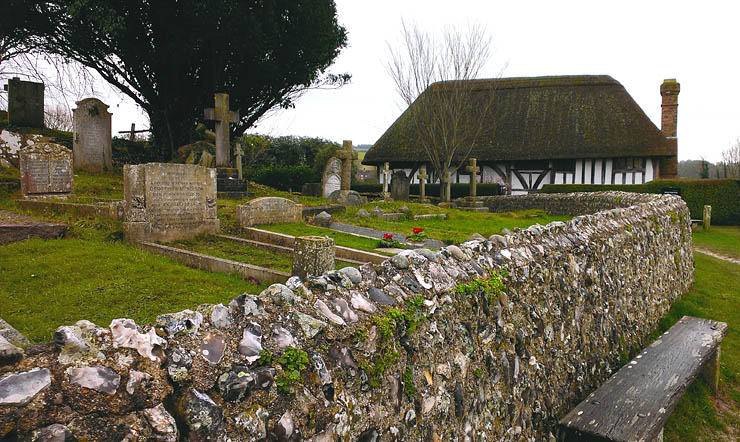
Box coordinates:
[7,78,44,128]
[390,170,410,201]
[19,142,73,199]
[237,197,302,227]
[73,98,112,172]
[322,157,342,198]
[123,163,219,243]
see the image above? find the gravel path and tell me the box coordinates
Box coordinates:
[693,247,740,265]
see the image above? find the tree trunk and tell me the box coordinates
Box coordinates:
[148,109,196,162]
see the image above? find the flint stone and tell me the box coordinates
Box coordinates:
[262,283,298,305]
[357,209,370,218]
[238,323,263,363]
[200,332,226,364]
[315,299,346,325]
[126,370,151,394]
[209,304,233,328]
[235,405,268,439]
[34,424,73,442]
[415,248,440,262]
[295,312,327,339]
[339,266,362,284]
[359,263,377,284]
[0,335,23,365]
[446,245,465,260]
[331,298,359,323]
[176,389,223,440]
[156,310,203,337]
[313,211,333,227]
[110,318,165,361]
[229,293,265,318]
[271,325,294,350]
[390,254,409,269]
[218,366,275,402]
[0,318,30,347]
[144,404,179,440]
[0,368,52,405]
[68,366,120,394]
[368,287,396,305]
[350,291,376,314]
[274,411,295,441]
[467,233,486,241]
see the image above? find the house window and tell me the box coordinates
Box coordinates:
[553,159,576,172]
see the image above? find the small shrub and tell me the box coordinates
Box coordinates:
[276,346,309,393]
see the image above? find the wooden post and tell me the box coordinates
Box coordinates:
[292,236,335,280]
[703,205,711,230]
[128,123,136,142]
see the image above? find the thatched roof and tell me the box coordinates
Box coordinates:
[363,75,674,166]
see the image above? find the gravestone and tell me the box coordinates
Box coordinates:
[322,157,342,198]
[123,163,219,243]
[19,142,73,199]
[417,165,429,203]
[237,197,302,227]
[466,158,480,197]
[380,162,391,199]
[390,170,410,201]
[73,98,112,172]
[204,93,239,168]
[6,78,44,128]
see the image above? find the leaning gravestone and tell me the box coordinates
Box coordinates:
[19,142,73,199]
[123,163,219,243]
[321,157,342,198]
[390,170,410,201]
[237,197,302,227]
[73,98,112,172]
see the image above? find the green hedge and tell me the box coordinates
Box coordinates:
[247,165,316,191]
[352,183,501,198]
[541,179,740,225]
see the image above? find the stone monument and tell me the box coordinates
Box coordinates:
[123,163,219,243]
[326,140,365,206]
[73,98,112,172]
[458,158,487,211]
[466,158,480,197]
[390,170,410,201]
[19,142,74,199]
[292,236,335,280]
[321,157,342,198]
[237,197,302,227]
[441,171,452,203]
[6,77,44,128]
[204,93,248,197]
[417,165,429,203]
[380,162,392,199]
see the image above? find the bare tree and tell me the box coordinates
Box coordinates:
[386,21,499,201]
[720,138,740,178]
[44,104,73,131]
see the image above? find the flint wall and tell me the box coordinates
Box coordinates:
[0,192,693,441]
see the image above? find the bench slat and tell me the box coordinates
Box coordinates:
[560,316,727,442]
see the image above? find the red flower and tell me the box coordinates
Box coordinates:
[383,233,393,241]
[413,228,423,234]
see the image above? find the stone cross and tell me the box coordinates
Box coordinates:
[234,142,244,180]
[466,157,481,197]
[204,93,239,168]
[381,162,392,197]
[442,171,452,202]
[417,165,428,202]
[335,140,358,191]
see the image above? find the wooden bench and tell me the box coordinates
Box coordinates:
[559,316,727,442]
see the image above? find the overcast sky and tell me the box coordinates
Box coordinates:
[96,0,739,162]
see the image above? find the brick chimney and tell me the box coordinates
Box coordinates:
[658,79,680,179]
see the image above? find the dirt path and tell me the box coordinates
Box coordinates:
[693,248,740,265]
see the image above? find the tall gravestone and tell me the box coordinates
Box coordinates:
[322,157,342,198]
[19,142,74,199]
[123,163,219,243]
[6,78,44,128]
[73,98,112,172]
[390,170,410,201]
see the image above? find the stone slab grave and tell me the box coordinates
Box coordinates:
[19,142,73,199]
[237,197,302,227]
[73,98,112,172]
[321,157,341,198]
[123,163,219,243]
[0,210,68,245]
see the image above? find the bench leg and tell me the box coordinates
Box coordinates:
[701,345,721,394]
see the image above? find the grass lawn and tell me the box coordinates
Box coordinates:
[170,235,294,272]
[0,226,263,344]
[692,226,740,261]
[259,222,395,255]
[332,201,572,244]
[660,228,740,441]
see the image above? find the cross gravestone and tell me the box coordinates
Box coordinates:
[19,142,74,199]
[123,163,219,243]
[335,140,358,191]
[418,165,429,203]
[322,157,342,198]
[73,98,112,172]
[6,77,44,128]
[380,162,392,199]
[204,93,239,168]
[466,158,481,197]
[442,171,452,203]
[390,170,410,201]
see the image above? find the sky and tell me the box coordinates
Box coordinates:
[22,0,740,162]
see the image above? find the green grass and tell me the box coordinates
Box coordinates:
[692,226,740,261]
[333,201,571,244]
[69,170,125,200]
[170,235,294,272]
[0,227,263,344]
[659,251,740,440]
[259,223,395,255]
